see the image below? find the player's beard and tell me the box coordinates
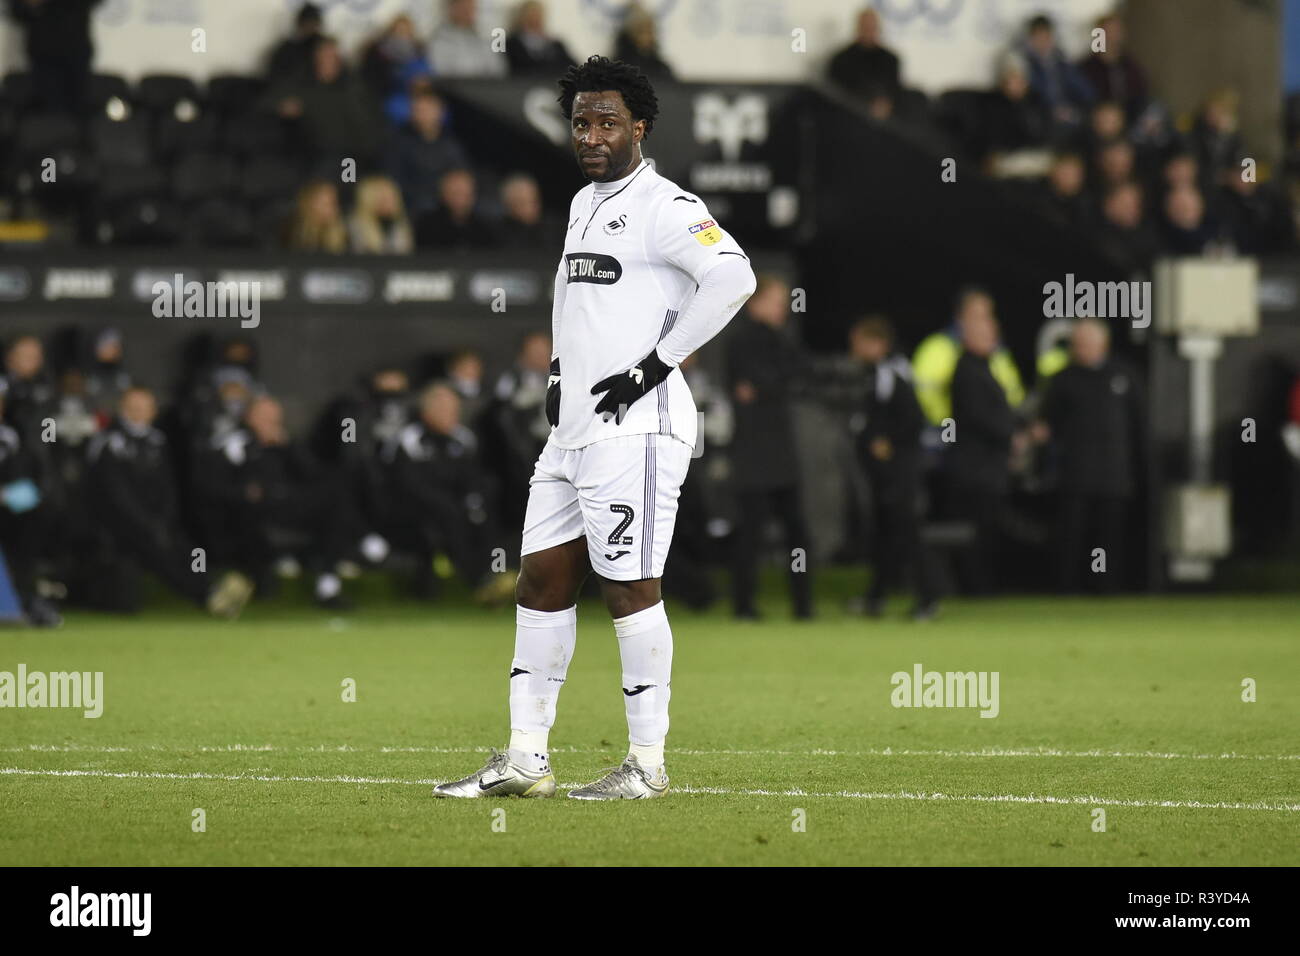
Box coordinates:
[580,144,637,183]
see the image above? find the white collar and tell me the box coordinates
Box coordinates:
[591,159,648,198]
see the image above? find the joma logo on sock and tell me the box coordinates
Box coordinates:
[890,663,999,718]
[50,886,151,936]
[0,664,103,718]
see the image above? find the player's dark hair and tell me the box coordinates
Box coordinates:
[557,55,659,139]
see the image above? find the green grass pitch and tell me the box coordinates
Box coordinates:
[2,576,1297,866]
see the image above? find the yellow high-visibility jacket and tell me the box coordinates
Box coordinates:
[912,329,1025,425]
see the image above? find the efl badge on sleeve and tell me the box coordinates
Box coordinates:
[688,219,722,246]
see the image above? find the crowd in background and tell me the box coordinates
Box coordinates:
[12,266,1294,625]
[828,8,1300,270]
[3,3,1298,257]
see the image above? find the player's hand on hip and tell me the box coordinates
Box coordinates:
[546,357,561,427]
[590,348,673,424]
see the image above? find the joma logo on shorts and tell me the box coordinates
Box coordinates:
[565,253,622,284]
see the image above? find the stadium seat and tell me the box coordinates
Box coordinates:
[0,101,16,161]
[153,109,221,159]
[136,74,201,113]
[98,162,165,205]
[238,155,303,203]
[90,113,153,167]
[106,196,185,245]
[84,73,133,115]
[2,146,97,210]
[172,151,238,203]
[254,198,295,247]
[1,72,36,111]
[15,113,82,159]
[186,197,257,247]
[224,111,290,157]
[205,74,268,116]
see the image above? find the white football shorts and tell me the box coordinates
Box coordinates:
[520,432,693,581]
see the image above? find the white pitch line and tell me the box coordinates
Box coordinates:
[0,767,440,786]
[3,744,1298,761]
[2,767,1296,813]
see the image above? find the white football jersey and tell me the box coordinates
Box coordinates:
[551,158,749,450]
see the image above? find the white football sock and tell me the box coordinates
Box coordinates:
[613,600,672,770]
[507,604,576,773]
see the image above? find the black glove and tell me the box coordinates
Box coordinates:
[546,357,561,427]
[590,348,674,424]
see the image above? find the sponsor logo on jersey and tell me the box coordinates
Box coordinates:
[564,252,622,284]
[688,219,723,246]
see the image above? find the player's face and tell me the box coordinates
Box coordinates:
[571,90,643,183]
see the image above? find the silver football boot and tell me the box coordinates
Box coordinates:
[567,755,669,800]
[432,750,556,799]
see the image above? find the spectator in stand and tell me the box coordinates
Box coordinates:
[1189,89,1246,191]
[388,89,471,218]
[361,14,431,120]
[479,331,551,532]
[1095,181,1159,272]
[2,334,57,446]
[497,173,555,248]
[87,387,253,616]
[1160,151,1199,199]
[262,35,379,172]
[1036,151,1093,230]
[195,396,371,610]
[1217,161,1296,254]
[828,7,901,105]
[1159,184,1218,256]
[348,176,414,255]
[266,2,324,83]
[382,382,514,604]
[4,0,104,112]
[1019,13,1094,139]
[1078,12,1149,123]
[0,384,59,626]
[447,349,488,426]
[976,54,1049,163]
[614,2,675,81]
[1084,100,1128,154]
[1091,138,1137,196]
[506,1,575,77]
[1035,318,1143,593]
[53,368,97,450]
[415,168,500,249]
[429,0,507,78]
[285,180,347,254]
[83,328,131,421]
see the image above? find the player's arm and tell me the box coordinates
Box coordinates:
[547,257,565,426]
[591,199,757,423]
